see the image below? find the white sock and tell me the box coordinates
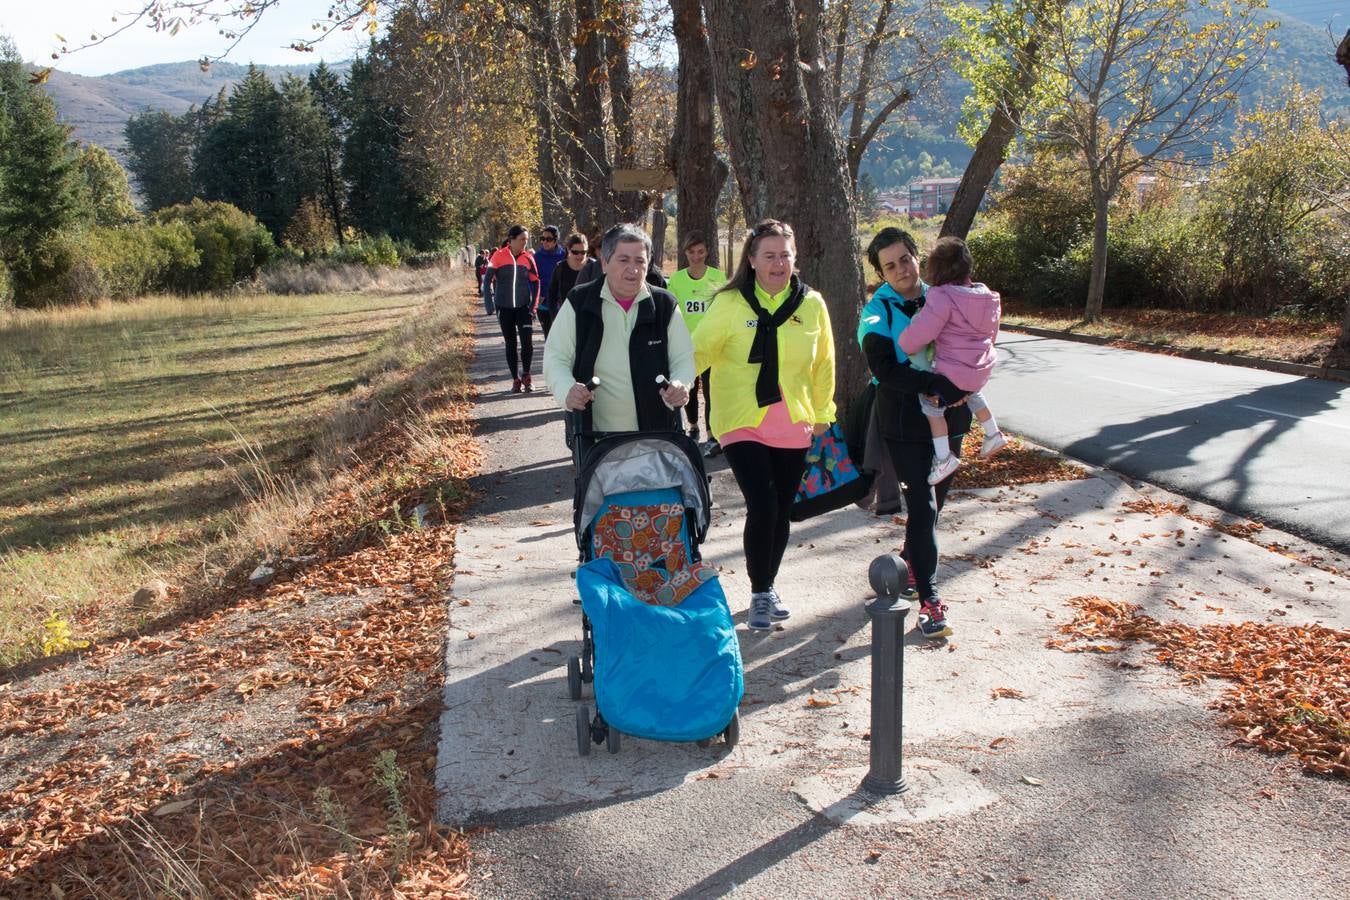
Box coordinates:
[982,414,1000,436]
[932,437,950,460]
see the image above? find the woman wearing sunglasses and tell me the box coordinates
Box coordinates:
[543,233,591,338]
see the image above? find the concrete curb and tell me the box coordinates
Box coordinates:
[1002,323,1350,383]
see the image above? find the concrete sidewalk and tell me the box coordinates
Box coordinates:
[437,319,1349,898]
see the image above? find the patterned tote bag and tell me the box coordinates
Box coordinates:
[789,422,875,521]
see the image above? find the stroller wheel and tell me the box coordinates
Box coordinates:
[724,711,740,750]
[606,725,621,754]
[567,656,583,700]
[576,705,592,756]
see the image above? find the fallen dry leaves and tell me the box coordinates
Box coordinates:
[1120,498,1345,578]
[956,432,1090,489]
[0,291,486,896]
[1050,595,1350,778]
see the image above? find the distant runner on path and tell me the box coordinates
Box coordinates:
[484,225,541,393]
[667,230,725,449]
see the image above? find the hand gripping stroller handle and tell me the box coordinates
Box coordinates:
[567,377,602,445]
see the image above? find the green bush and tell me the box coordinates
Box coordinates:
[331,234,401,269]
[967,221,1034,298]
[153,199,276,292]
[84,221,200,299]
[10,233,105,306]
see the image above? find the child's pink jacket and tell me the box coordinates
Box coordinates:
[897,282,1000,392]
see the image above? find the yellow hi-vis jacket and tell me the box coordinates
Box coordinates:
[692,281,836,441]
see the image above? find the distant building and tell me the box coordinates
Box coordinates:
[877,191,910,216]
[908,176,962,218]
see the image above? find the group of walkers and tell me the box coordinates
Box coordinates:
[479,217,1006,640]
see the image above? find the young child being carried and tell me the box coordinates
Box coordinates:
[898,236,1008,485]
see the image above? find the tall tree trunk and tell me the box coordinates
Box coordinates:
[606,1,646,223]
[702,0,769,224]
[528,2,569,227]
[940,3,1060,240]
[726,202,737,266]
[939,107,1017,241]
[651,208,668,269]
[708,0,867,403]
[843,0,895,189]
[1086,189,1110,322]
[320,144,345,245]
[572,0,615,239]
[670,0,729,269]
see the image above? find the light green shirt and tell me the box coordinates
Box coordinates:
[667,266,726,335]
[543,280,697,432]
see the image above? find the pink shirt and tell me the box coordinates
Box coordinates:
[719,400,812,450]
[614,296,636,312]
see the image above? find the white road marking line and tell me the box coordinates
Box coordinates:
[1089,376,1178,394]
[1236,404,1350,431]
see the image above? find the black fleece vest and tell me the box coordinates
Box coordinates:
[571,281,681,432]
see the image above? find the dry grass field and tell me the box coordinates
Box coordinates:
[0,277,454,666]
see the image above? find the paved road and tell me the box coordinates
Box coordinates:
[437,315,1350,898]
[985,332,1350,552]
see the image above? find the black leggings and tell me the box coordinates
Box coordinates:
[538,308,555,340]
[497,306,534,379]
[885,435,961,601]
[722,441,809,593]
[685,370,712,429]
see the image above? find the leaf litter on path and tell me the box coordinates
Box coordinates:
[1050,595,1349,778]
[0,291,485,896]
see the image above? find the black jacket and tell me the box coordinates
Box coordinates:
[861,293,970,443]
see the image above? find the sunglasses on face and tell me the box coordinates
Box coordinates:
[569,249,587,256]
[540,236,557,242]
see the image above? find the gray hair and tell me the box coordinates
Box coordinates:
[599,223,652,264]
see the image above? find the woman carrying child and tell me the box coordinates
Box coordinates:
[859,228,970,639]
[897,236,1007,486]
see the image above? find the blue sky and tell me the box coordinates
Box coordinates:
[2,2,371,75]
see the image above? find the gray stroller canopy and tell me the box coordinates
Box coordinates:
[578,436,709,539]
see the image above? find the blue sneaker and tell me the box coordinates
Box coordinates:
[768,586,790,621]
[748,593,774,631]
[918,598,952,639]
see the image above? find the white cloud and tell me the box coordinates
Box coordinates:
[1,1,371,75]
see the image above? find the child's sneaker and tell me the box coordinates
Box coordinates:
[747,593,774,631]
[979,431,1008,459]
[768,586,791,621]
[927,454,960,485]
[918,598,952,639]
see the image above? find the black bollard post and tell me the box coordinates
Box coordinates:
[862,553,911,796]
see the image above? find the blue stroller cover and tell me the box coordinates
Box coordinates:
[576,488,743,742]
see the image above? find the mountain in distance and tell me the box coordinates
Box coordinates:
[1267,0,1347,31]
[35,4,1346,188]
[41,60,349,162]
[861,6,1350,191]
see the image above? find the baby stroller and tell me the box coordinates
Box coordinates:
[565,391,743,755]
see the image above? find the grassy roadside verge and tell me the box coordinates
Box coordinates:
[0,278,456,667]
[1000,300,1341,367]
[1,283,482,895]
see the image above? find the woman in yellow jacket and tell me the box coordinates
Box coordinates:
[692,219,836,632]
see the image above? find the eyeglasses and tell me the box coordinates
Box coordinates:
[540,236,557,242]
[569,250,587,256]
